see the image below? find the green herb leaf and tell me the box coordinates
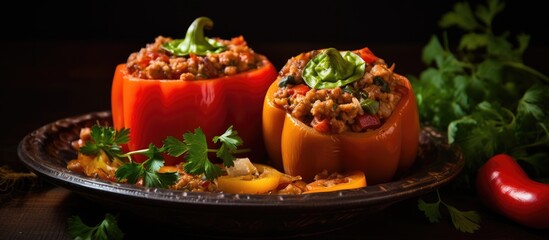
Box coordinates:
[182,128,221,180]
[80,125,129,161]
[163,136,188,157]
[438,1,479,31]
[115,144,178,188]
[446,205,481,234]
[418,190,481,233]
[83,124,247,186]
[68,213,124,240]
[360,99,380,114]
[278,75,296,87]
[212,125,243,167]
[114,162,143,184]
[459,33,489,51]
[412,0,549,186]
[418,198,442,223]
[517,85,549,121]
[474,0,505,28]
[421,35,445,65]
[449,102,516,170]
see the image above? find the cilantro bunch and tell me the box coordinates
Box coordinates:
[411,0,549,233]
[410,0,549,186]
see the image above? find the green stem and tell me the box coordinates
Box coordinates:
[162,17,225,56]
[122,149,149,158]
[207,148,251,154]
[503,61,549,83]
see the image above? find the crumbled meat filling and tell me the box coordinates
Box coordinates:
[126,36,269,80]
[273,49,404,133]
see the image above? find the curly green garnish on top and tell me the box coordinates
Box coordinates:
[162,16,226,56]
[302,48,366,89]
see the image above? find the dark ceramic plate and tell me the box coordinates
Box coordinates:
[18,111,463,238]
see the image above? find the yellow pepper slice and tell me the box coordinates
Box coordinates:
[216,164,282,194]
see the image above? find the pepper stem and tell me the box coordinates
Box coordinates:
[162,16,225,56]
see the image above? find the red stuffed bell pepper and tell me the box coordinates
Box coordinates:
[112,17,277,166]
[262,47,420,184]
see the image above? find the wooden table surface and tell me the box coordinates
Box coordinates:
[1,41,549,240]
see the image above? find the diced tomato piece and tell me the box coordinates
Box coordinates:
[291,84,310,96]
[356,114,381,130]
[356,47,378,64]
[311,117,331,133]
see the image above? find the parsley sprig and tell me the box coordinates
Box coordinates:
[411,0,549,184]
[411,0,549,233]
[80,125,129,160]
[115,144,179,188]
[68,213,124,240]
[79,125,248,187]
[418,190,481,233]
[161,126,248,180]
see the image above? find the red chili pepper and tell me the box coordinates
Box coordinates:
[476,153,549,229]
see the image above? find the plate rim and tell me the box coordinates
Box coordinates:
[17,110,464,210]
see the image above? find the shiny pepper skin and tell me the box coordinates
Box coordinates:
[262,49,420,184]
[476,153,549,229]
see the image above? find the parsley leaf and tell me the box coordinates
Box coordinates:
[115,144,178,188]
[438,1,479,31]
[447,205,482,233]
[418,190,481,233]
[80,125,129,161]
[181,128,221,180]
[114,162,143,184]
[163,136,188,157]
[161,125,248,181]
[80,124,248,187]
[68,213,124,240]
[517,85,549,120]
[212,125,243,167]
[418,198,442,223]
[411,0,549,186]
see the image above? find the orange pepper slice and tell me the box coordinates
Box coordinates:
[304,170,367,194]
[216,164,282,194]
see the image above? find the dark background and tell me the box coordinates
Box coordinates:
[2,0,548,166]
[1,1,549,239]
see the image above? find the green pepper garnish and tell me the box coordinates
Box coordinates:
[360,98,380,114]
[302,48,365,89]
[162,16,225,56]
[373,76,390,93]
[278,75,296,87]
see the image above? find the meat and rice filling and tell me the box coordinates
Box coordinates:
[126,36,269,80]
[273,49,405,134]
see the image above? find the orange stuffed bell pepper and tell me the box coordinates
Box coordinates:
[112,17,277,166]
[262,47,419,184]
